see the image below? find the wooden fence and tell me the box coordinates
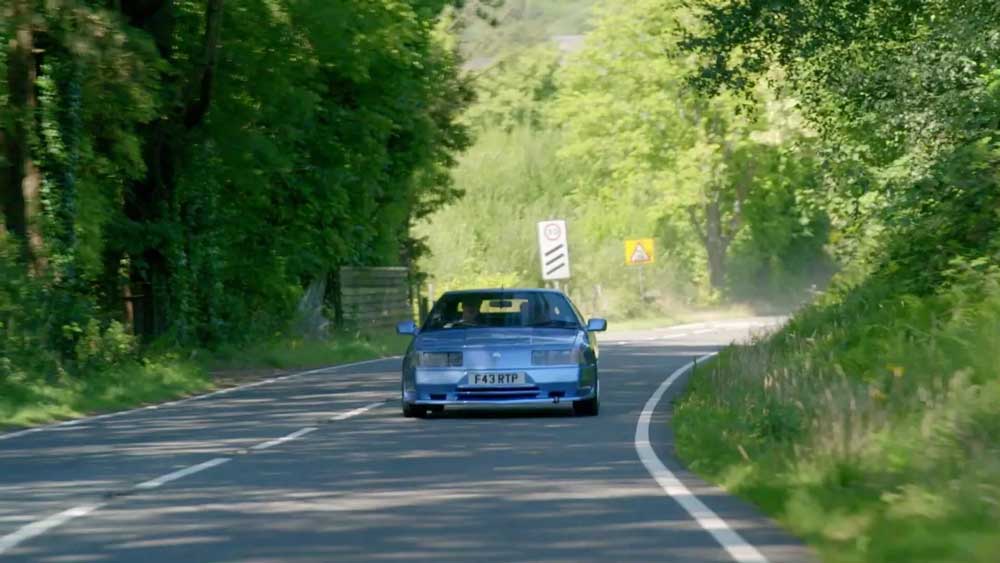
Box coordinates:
[338,267,412,330]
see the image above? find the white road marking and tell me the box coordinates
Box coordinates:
[690,328,714,335]
[665,322,709,331]
[635,353,770,563]
[134,457,231,490]
[0,357,400,442]
[330,401,386,421]
[250,427,318,451]
[0,503,104,556]
[659,333,689,340]
[0,398,389,553]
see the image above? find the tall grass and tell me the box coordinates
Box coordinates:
[674,264,1000,562]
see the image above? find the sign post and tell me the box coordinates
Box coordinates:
[537,220,571,283]
[624,238,655,299]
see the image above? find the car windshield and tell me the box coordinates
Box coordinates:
[422,291,583,331]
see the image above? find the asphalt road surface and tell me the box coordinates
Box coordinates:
[0,318,814,562]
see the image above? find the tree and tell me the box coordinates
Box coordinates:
[551,0,826,295]
[1,1,44,272]
[684,0,1000,290]
[1,0,474,358]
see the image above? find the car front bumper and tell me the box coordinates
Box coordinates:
[404,365,597,406]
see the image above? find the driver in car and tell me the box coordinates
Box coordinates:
[460,297,481,325]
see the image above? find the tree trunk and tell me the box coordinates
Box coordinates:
[115,0,225,340]
[705,198,728,290]
[2,2,45,272]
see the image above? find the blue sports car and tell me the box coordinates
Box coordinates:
[396,288,607,417]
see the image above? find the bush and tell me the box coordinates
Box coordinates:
[674,260,1000,562]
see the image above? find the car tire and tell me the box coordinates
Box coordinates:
[573,377,600,416]
[573,395,599,416]
[402,401,427,418]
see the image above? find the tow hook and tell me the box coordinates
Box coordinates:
[552,395,561,404]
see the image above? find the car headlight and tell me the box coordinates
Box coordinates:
[531,349,580,366]
[416,351,463,368]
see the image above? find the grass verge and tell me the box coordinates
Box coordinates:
[672,267,1000,562]
[0,330,409,432]
[200,330,409,372]
[0,357,211,430]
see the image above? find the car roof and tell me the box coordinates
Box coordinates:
[440,288,563,296]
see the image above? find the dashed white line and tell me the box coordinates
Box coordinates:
[0,503,105,556]
[0,398,390,554]
[250,427,318,451]
[330,401,386,421]
[134,457,231,490]
[635,354,770,563]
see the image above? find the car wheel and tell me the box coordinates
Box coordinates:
[402,401,427,418]
[573,396,599,416]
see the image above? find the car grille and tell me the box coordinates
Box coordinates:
[455,385,540,401]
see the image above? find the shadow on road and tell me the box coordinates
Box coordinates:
[2,327,811,563]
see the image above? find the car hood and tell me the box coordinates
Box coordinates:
[415,328,580,351]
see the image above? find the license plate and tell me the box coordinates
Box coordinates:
[467,372,526,386]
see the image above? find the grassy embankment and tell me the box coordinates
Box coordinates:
[673,268,1000,562]
[0,331,408,431]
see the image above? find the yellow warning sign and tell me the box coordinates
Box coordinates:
[625,239,655,265]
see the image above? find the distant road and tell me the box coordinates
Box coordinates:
[0,318,813,562]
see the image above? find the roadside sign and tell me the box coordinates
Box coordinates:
[625,238,655,266]
[537,220,571,280]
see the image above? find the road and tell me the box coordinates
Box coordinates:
[0,319,812,562]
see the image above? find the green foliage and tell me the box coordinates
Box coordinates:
[686,0,1000,279]
[674,260,1000,562]
[1,1,469,342]
[0,235,61,380]
[0,1,470,424]
[420,0,833,315]
[674,3,1000,560]
[415,127,573,289]
[0,355,211,430]
[463,46,562,131]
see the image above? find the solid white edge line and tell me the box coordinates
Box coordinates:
[250,427,318,451]
[133,457,231,490]
[0,503,105,556]
[635,353,770,563]
[0,356,401,442]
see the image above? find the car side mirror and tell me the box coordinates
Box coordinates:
[396,320,418,336]
[586,318,607,332]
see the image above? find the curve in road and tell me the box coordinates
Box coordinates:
[0,319,813,562]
